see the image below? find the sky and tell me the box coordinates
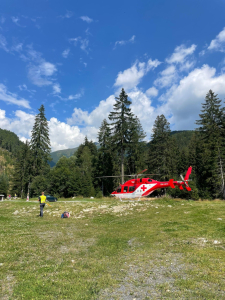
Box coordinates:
[1,0,225,152]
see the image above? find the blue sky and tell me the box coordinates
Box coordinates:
[1,0,225,151]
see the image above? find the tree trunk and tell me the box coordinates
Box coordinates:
[121,148,124,184]
[218,148,225,198]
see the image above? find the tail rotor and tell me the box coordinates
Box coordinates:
[180,166,192,191]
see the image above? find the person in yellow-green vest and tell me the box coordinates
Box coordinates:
[38,192,47,217]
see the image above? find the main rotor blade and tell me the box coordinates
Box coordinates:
[96,176,124,178]
[136,169,148,176]
[96,174,160,178]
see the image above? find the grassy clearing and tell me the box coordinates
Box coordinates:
[1,197,225,299]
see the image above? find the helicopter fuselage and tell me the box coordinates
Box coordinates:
[111,177,185,199]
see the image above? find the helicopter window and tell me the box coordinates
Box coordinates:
[129,186,135,192]
[140,178,142,182]
[148,179,152,182]
[117,187,121,193]
[123,186,128,192]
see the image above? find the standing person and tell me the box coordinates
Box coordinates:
[39,192,47,217]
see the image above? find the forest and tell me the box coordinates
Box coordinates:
[0,88,224,200]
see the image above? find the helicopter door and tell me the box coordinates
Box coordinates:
[123,186,128,193]
[128,186,135,193]
[117,187,121,193]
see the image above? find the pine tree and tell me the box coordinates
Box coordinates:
[196,90,225,198]
[126,116,147,175]
[79,146,94,197]
[97,119,114,195]
[30,105,51,177]
[108,88,135,183]
[0,174,9,197]
[11,141,33,198]
[148,115,177,180]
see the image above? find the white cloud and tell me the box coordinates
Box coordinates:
[154,65,177,88]
[16,47,58,87]
[28,61,57,87]
[68,93,83,100]
[80,16,93,23]
[59,11,73,19]
[160,64,225,130]
[11,16,19,25]
[146,87,158,97]
[49,117,85,151]
[67,95,115,126]
[53,83,61,94]
[69,37,80,45]
[11,16,25,27]
[0,34,8,52]
[12,43,23,52]
[0,109,34,139]
[62,48,70,58]
[69,37,89,53]
[114,35,136,49]
[18,84,36,94]
[114,59,161,90]
[208,27,225,52]
[166,44,197,64]
[129,89,156,137]
[0,84,30,108]
[80,38,89,52]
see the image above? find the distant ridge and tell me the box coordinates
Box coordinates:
[49,147,78,167]
[49,131,194,167]
[50,142,100,166]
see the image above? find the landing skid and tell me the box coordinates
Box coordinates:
[118,196,142,202]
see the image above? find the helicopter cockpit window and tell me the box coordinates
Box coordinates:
[117,187,121,193]
[129,186,135,192]
[148,179,152,182]
[123,186,128,192]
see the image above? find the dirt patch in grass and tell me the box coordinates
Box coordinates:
[0,273,16,300]
[99,253,188,299]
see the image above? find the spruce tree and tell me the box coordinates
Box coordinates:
[148,114,177,180]
[108,88,135,183]
[11,141,33,198]
[97,119,114,195]
[196,90,225,198]
[79,146,94,197]
[30,105,51,177]
[0,174,8,197]
[126,116,147,175]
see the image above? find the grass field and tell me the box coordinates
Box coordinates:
[1,197,225,299]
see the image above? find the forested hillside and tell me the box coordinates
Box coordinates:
[0,128,23,155]
[50,142,100,166]
[0,129,22,196]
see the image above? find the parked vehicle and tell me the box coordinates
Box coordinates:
[46,195,57,202]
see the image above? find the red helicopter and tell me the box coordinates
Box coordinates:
[108,166,192,200]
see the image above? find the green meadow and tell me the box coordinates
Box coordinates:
[1,198,225,299]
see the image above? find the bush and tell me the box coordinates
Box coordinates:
[95,191,103,198]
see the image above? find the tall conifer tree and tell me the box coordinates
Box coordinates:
[108,88,135,183]
[30,105,51,177]
[148,114,177,180]
[196,90,225,198]
[11,141,32,197]
[126,116,147,174]
[97,119,114,195]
